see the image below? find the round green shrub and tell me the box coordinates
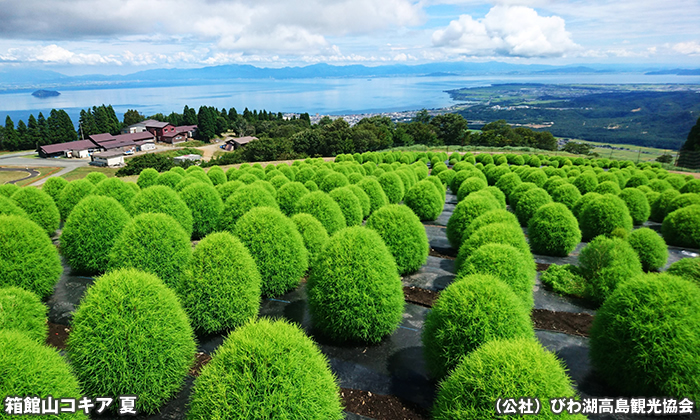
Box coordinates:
[377,172,405,204]
[11,186,60,235]
[649,178,673,192]
[578,235,643,304]
[580,194,634,241]
[181,232,260,333]
[482,185,506,208]
[0,215,62,299]
[437,168,456,188]
[446,193,500,249]
[304,179,319,191]
[523,169,547,187]
[238,172,258,184]
[276,181,309,216]
[462,209,520,240]
[619,188,650,225]
[680,178,700,193]
[155,170,184,189]
[60,195,131,275]
[137,167,159,188]
[550,183,582,211]
[268,174,289,190]
[572,191,602,220]
[93,177,137,213]
[187,318,343,420]
[130,185,193,236]
[357,177,388,215]
[542,176,567,194]
[67,268,196,415]
[217,180,243,203]
[450,169,477,193]
[233,207,308,297]
[458,244,535,308]
[456,176,487,201]
[662,205,700,249]
[0,183,19,197]
[594,180,621,195]
[218,183,278,232]
[347,184,370,219]
[397,167,418,190]
[57,179,96,221]
[590,273,700,401]
[627,227,667,271]
[0,195,28,218]
[206,166,227,185]
[295,191,346,235]
[308,226,403,343]
[291,213,329,263]
[540,264,587,297]
[433,338,584,420]
[625,172,649,188]
[329,187,363,227]
[426,175,446,201]
[666,192,700,215]
[179,182,223,239]
[514,187,552,226]
[85,171,107,185]
[495,172,522,200]
[456,222,531,269]
[508,182,537,210]
[42,176,68,203]
[404,180,443,221]
[1,330,87,420]
[0,286,47,342]
[528,202,581,257]
[319,172,348,193]
[573,172,599,195]
[422,274,534,378]
[666,258,700,286]
[366,204,429,275]
[108,213,192,289]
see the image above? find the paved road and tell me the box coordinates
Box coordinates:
[0,152,89,186]
[0,167,40,184]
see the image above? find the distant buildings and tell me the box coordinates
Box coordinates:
[223,136,258,151]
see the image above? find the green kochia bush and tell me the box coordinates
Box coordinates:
[187,318,343,420]
[42,176,68,203]
[661,205,700,249]
[650,189,681,222]
[0,215,62,299]
[627,228,667,271]
[377,171,405,204]
[136,167,159,188]
[60,196,131,275]
[67,268,196,415]
[234,207,308,297]
[456,222,531,269]
[458,244,536,309]
[308,226,404,343]
[181,232,261,333]
[329,187,363,227]
[514,187,552,226]
[618,188,650,225]
[0,286,48,342]
[0,195,27,218]
[528,203,581,257]
[216,180,243,203]
[666,258,700,286]
[276,181,309,216]
[11,186,61,235]
[155,170,184,189]
[295,191,346,235]
[320,171,349,192]
[495,172,522,201]
[347,184,371,218]
[85,171,107,185]
[456,177,487,201]
[179,183,223,239]
[291,213,329,263]
[422,274,534,379]
[540,264,587,297]
[206,166,227,186]
[1,330,87,420]
[580,194,633,241]
[433,338,585,420]
[108,213,192,290]
[130,185,193,237]
[404,180,443,221]
[93,177,137,213]
[578,236,643,305]
[462,209,520,240]
[590,273,700,402]
[446,194,499,249]
[357,177,388,215]
[218,183,278,232]
[366,204,429,275]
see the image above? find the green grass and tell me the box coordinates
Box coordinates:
[14,166,62,186]
[61,166,119,182]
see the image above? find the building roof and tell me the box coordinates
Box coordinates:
[89,133,116,144]
[92,151,124,159]
[119,131,154,142]
[39,140,100,155]
[175,125,197,132]
[99,139,137,150]
[144,120,172,129]
[229,136,258,145]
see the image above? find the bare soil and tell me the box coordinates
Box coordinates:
[47,322,70,349]
[341,388,429,420]
[403,286,439,308]
[531,309,594,337]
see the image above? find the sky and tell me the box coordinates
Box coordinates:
[0,0,698,75]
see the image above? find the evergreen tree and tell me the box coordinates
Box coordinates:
[197,106,216,140]
[123,109,145,126]
[678,116,700,169]
[166,112,183,126]
[16,120,30,150]
[37,112,49,145]
[79,109,98,137]
[228,107,238,121]
[183,105,198,125]
[106,105,121,134]
[3,116,18,150]
[27,114,42,148]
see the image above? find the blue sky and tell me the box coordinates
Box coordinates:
[0,0,698,75]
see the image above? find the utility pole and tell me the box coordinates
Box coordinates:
[636,148,642,164]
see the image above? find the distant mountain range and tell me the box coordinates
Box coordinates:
[0,62,698,92]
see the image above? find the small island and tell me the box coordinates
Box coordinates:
[32,89,60,98]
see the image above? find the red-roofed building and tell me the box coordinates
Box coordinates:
[38,140,102,158]
[144,120,176,142]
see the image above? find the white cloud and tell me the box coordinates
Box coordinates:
[0,45,122,65]
[672,41,700,56]
[432,5,579,57]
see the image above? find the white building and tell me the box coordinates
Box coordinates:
[90,151,125,167]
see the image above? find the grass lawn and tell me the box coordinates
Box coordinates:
[0,171,30,184]
[15,167,62,187]
[61,166,119,182]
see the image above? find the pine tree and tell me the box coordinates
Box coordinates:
[79,109,98,137]
[37,112,49,145]
[183,105,198,125]
[3,116,18,150]
[16,120,31,150]
[678,116,700,169]
[27,114,41,149]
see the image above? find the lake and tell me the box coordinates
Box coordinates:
[1,73,699,126]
